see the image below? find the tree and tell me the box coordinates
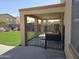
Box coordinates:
[0,21,6,32]
[0,21,7,29]
[0,21,6,25]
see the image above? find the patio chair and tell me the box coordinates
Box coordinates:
[45,32,61,49]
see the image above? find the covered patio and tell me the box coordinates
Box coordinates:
[19,3,65,49]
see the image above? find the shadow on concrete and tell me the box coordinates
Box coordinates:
[0,46,66,59]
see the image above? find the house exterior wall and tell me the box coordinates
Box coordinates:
[64,0,78,59]
[0,14,16,24]
[16,16,20,24]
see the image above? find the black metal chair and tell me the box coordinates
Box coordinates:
[45,32,61,49]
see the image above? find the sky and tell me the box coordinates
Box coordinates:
[0,0,60,17]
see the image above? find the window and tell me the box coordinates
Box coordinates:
[6,18,9,21]
[71,0,79,57]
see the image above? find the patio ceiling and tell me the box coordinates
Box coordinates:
[28,12,64,20]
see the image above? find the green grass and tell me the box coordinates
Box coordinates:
[27,32,35,40]
[0,31,35,46]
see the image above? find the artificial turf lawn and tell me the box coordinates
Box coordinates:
[0,31,35,46]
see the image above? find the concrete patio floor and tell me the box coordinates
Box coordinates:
[0,44,15,55]
[0,46,66,59]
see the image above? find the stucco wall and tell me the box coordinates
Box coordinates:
[64,0,78,59]
[16,16,20,24]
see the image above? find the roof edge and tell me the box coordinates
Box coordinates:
[19,3,65,11]
[0,13,16,18]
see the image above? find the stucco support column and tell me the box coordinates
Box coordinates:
[41,20,44,33]
[45,20,48,32]
[64,0,72,59]
[20,14,27,46]
[60,16,64,39]
[34,18,38,36]
[60,16,64,50]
